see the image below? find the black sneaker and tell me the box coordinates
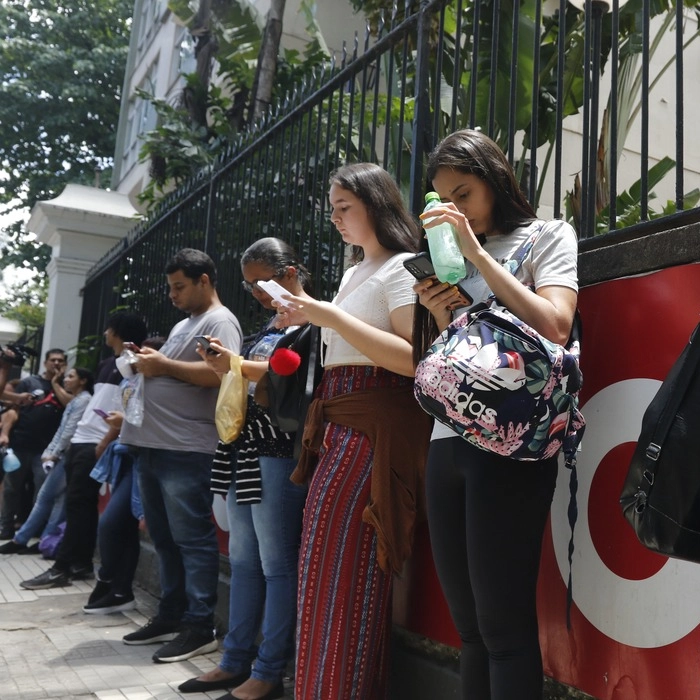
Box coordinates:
[83,591,136,614]
[122,618,180,645]
[152,627,217,663]
[86,579,112,606]
[0,540,28,554]
[20,565,71,590]
[69,565,95,581]
[17,542,40,555]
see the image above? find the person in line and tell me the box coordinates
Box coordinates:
[178,238,312,700]
[272,163,432,699]
[83,336,165,615]
[0,367,95,555]
[20,312,149,589]
[119,249,242,664]
[0,348,67,539]
[411,129,579,700]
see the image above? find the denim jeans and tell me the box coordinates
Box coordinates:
[97,458,140,596]
[0,447,45,531]
[221,456,307,683]
[136,447,219,630]
[13,459,66,546]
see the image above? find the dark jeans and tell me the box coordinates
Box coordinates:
[136,447,219,631]
[55,443,101,573]
[425,437,558,700]
[97,458,140,596]
[0,447,45,531]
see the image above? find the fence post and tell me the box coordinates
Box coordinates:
[409,0,434,215]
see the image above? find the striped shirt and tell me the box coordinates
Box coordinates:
[211,323,295,504]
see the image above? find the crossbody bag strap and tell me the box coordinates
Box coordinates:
[293,324,321,458]
[503,222,544,276]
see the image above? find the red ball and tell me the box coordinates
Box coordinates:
[270,348,301,375]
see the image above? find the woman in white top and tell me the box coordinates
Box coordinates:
[412,129,579,700]
[275,163,431,700]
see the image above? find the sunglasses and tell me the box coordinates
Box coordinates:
[241,272,285,294]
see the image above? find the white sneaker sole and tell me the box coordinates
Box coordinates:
[83,599,136,615]
[123,631,178,646]
[152,639,218,663]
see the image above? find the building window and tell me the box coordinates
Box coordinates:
[122,62,159,174]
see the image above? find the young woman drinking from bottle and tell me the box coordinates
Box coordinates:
[274,163,432,700]
[412,129,579,700]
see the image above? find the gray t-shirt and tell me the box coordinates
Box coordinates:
[120,305,242,454]
[457,218,579,310]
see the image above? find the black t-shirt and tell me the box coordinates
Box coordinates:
[10,375,65,452]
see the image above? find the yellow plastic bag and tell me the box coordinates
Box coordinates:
[215,355,249,443]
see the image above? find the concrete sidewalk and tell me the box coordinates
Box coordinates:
[0,552,293,700]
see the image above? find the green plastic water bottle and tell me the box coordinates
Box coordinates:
[423,192,466,284]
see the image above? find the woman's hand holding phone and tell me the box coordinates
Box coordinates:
[195,336,236,376]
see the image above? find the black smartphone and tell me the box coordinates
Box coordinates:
[403,253,473,306]
[403,252,436,281]
[194,335,218,355]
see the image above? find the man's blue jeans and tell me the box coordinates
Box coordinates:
[221,456,307,682]
[13,460,66,545]
[136,447,219,630]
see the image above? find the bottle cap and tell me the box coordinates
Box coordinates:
[425,191,441,204]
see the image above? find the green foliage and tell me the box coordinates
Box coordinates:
[564,157,700,234]
[71,334,105,373]
[0,279,47,330]
[0,0,132,294]
[137,0,329,209]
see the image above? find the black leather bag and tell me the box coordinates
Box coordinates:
[254,324,323,452]
[620,321,700,562]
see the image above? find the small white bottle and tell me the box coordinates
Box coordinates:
[3,448,21,473]
[423,192,467,285]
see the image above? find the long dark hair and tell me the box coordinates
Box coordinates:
[329,163,421,263]
[412,130,537,366]
[241,237,314,295]
[426,129,536,232]
[73,367,95,395]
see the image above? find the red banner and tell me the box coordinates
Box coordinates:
[541,262,700,700]
[394,263,700,700]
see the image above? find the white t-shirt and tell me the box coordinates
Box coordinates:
[432,218,579,440]
[321,252,416,367]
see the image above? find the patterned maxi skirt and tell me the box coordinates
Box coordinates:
[294,365,412,700]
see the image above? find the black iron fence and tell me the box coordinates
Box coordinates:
[80,0,700,340]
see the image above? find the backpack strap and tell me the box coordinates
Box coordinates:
[293,324,321,459]
[502,222,544,277]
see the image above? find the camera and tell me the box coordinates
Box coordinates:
[0,344,37,367]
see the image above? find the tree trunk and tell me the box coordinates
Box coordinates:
[249,0,286,125]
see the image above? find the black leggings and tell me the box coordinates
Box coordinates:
[426,437,558,700]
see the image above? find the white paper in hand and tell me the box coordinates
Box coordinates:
[256,279,291,306]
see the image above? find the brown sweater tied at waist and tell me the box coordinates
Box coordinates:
[291,384,432,574]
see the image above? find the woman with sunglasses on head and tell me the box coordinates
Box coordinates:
[271,162,432,700]
[180,237,312,700]
[412,129,579,700]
